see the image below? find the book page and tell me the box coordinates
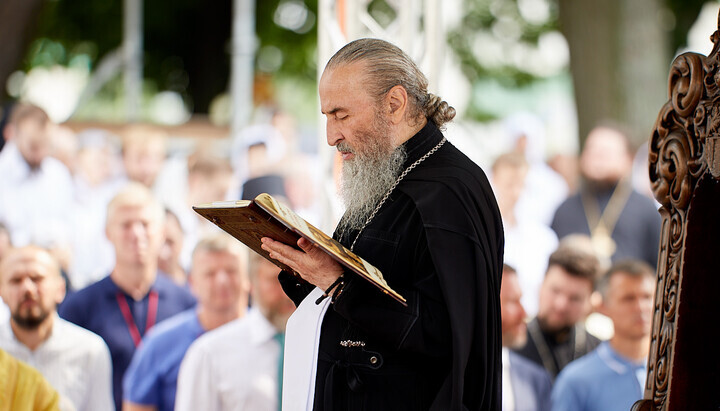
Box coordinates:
[254,194,404,304]
[194,194,406,305]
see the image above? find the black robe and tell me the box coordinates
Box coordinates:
[513,318,601,379]
[280,121,504,410]
[550,183,661,267]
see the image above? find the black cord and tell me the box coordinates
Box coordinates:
[315,275,345,304]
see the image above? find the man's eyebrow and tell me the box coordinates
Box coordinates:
[322,107,344,115]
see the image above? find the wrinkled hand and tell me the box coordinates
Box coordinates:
[260,237,344,291]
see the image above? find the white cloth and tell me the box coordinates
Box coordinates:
[0,315,113,411]
[515,162,569,228]
[503,218,558,317]
[0,142,74,248]
[175,309,281,411]
[0,297,8,324]
[282,287,331,411]
[502,348,514,411]
[69,174,123,288]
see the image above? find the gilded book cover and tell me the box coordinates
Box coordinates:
[193,193,406,305]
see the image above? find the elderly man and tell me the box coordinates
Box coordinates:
[59,183,196,410]
[0,246,112,411]
[551,260,655,411]
[176,253,296,411]
[261,38,504,410]
[122,233,250,411]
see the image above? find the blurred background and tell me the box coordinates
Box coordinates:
[1,0,720,289]
[3,0,719,145]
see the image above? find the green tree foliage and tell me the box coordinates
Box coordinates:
[447,0,709,125]
[23,0,318,114]
[447,0,559,89]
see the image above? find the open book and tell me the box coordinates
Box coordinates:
[193,193,407,305]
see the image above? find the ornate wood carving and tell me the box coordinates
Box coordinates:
[633,10,720,411]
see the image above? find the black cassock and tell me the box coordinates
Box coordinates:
[280,121,504,410]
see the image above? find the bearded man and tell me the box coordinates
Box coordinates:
[500,264,552,411]
[261,38,504,410]
[550,124,661,267]
[0,246,113,411]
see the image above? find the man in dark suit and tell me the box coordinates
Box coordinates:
[501,264,552,411]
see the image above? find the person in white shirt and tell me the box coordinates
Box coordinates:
[0,245,113,411]
[0,223,11,322]
[491,152,558,317]
[70,128,125,288]
[0,104,74,250]
[504,112,570,228]
[175,253,296,411]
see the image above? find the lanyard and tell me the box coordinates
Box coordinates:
[115,290,159,347]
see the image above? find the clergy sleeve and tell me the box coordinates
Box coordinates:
[278,270,315,307]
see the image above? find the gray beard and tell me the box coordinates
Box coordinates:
[337,145,407,237]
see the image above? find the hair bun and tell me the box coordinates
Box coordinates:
[425,93,456,127]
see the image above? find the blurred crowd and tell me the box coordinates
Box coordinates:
[491,117,660,411]
[0,102,662,411]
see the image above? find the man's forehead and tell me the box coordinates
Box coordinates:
[319,63,372,111]
[501,274,522,296]
[1,249,57,277]
[16,118,48,132]
[546,265,592,288]
[192,249,241,268]
[111,203,156,220]
[608,272,654,290]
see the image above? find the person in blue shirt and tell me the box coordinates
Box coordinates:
[122,232,250,411]
[59,183,197,410]
[551,259,655,411]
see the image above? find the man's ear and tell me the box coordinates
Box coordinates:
[4,124,16,142]
[386,85,409,125]
[56,276,67,305]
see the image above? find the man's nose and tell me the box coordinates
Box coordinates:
[554,295,569,311]
[326,121,342,147]
[130,222,148,238]
[20,277,38,295]
[215,268,230,282]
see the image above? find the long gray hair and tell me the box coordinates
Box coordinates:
[325,38,456,128]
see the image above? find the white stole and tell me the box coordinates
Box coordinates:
[282,287,331,411]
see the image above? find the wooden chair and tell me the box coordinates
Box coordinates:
[632,10,720,411]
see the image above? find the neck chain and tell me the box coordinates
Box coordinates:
[580,177,632,260]
[349,137,447,251]
[528,319,586,378]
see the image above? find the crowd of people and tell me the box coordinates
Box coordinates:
[0,38,662,411]
[0,102,308,411]
[494,120,660,410]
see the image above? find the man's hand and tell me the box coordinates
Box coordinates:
[260,237,344,291]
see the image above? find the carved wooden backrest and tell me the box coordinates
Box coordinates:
[633,10,720,411]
